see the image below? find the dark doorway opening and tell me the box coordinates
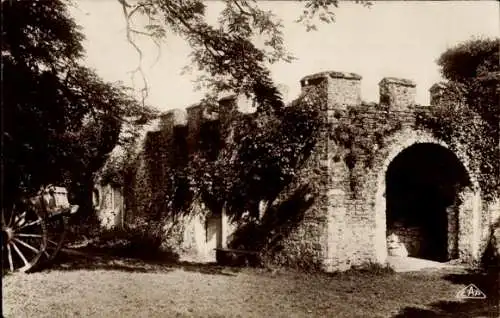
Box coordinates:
[385,143,469,262]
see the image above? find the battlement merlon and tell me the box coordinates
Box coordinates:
[159,94,240,135]
[429,82,447,106]
[379,77,416,111]
[300,71,363,110]
[159,108,187,132]
[300,71,362,85]
[379,77,416,88]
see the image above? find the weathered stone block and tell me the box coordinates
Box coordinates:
[301,71,362,110]
[379,77,416,111]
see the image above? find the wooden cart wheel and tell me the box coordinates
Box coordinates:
[1,205,47,274]
[41,214,68,262]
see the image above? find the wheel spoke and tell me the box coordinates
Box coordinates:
[13,238,40,254]
[16,233,43,238]
[14,211,27,226]
[1,209,5,226]
[7,244,14,272]
[11,241,29,267]
[47,239,59,246]
[17,218,41,230]
[8,204,16,227]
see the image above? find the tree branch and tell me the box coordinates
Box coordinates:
[117,0,149,106]
[160,1,225,62]
[231,0,252,17]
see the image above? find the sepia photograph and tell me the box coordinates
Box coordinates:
[2,0,499,317]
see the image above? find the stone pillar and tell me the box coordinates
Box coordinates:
[159,109,187,132]
[471,191,482,261]
[217,94,238,143]
[379,77,416,111]
[186,104,203,136]
[299,71,362,271]
[186,104,204,153]
[218,94,238,121]
[220,208,229,248]
[429,82,448,106]
[446,203,459,260]
[186,104,219,138]
[300,71,362,110]
[458,189,480,262]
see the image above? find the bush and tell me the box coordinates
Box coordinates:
[124,219,164,255]
[83,217,179,261]
[65,207,102,243]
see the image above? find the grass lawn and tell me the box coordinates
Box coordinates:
[2,251,499,317]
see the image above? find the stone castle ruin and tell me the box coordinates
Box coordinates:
[96,70,499,271]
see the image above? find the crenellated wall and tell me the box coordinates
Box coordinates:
[265,70,490,270]
[100,69,496,271]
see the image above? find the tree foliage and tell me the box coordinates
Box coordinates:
[417,38,499,201]
[2,0,156,209]
[117,0,370,113]
[115,89,324,223]
[187,91,323,221]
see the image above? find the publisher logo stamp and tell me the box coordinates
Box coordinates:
[456,284,486,299]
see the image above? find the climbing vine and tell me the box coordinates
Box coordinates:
[331,106,403,197]
[415,38,499,202]
[184,88,324,221]
[415,95,499,202]
[99,85,324,223]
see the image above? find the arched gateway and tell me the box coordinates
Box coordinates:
[372,130,481,266]
[297,71,488,271]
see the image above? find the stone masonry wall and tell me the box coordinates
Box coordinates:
[389,224,424,256]
[301,71,361,110]
[261,127,330,269]
[299,70,490,269]
[324,108,417,268]
[379,77,416,111]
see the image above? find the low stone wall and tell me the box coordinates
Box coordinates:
[388,224,424,257]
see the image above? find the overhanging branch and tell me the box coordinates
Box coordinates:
[117,0,149,106]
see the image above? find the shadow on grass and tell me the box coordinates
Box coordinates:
[44,247,242,277]
[392,268,499,318]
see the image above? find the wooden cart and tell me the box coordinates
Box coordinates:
[2,185,78,273]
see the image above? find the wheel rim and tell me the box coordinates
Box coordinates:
[2,206,47,273]
[42,215,67,262]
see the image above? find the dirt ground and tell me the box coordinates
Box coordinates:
[2,251,499,317]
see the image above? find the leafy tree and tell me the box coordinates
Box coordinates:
[2,0,156,211]
[417,38,499,201]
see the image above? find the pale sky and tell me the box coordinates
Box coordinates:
[70,1,499,112]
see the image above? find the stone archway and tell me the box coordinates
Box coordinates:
[373,129,481,265]
[385,143,469,261]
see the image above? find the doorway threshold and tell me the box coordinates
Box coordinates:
[386,256,466,273]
